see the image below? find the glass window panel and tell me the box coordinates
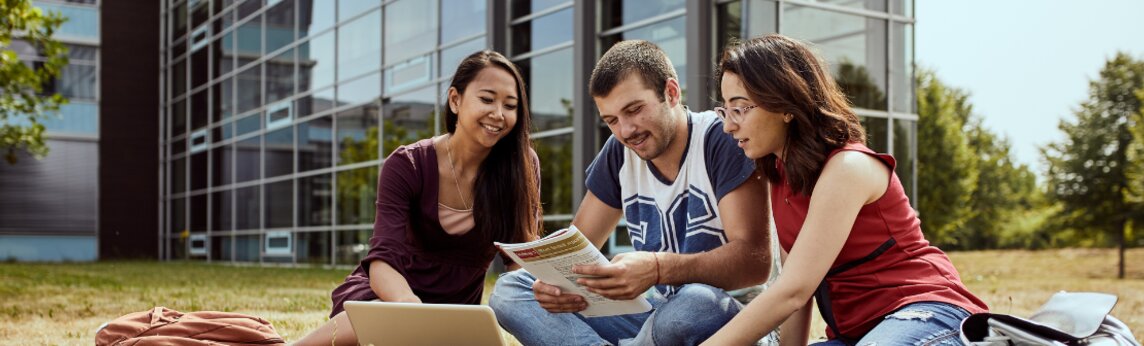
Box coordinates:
[296,87,335,117]
[236,65,263,113]
[339,0,381,22]
[65,44,97,62]
[56,64,97,100]
[893,118,916,200]
[41,102,98,134]
[601,16,687,92]
[221,8,236,31]
[601,0,685,31]
[810,0,886,12]
[299,30,335,91]
[384,0,436,64]
[191,151,209,191]
[235,111,262,136]
[534,134,573,215]
[298,115,333,171]
[265,0,296,53]
[336,167,378,225]
[235,14,263,67]
[383,54,432,94]
[235,135,262,182]
[215,121,234,142]
[441,0,486,44]
[173,60,187,97]
[172,157,187,194]
[212,235,234,261]
[782,5,887,110]
[215,77,234,121]
[265,126,295,178]
[716,1,743,56]
[171,2,189,40]
[35,2,100,40]
[173,38,188,60]
[510,0,568,19]
[265,180,293,228]
[212,190,234,232]
[859,116,888,152]
[266,48,296,103]
[235,185,261,230]
[170,197,186,235]
[235,234,259,261]
[212,144,234,187]
[335,229,371,265]
[891,22,914,113]
[891,0,912,16]
[297,174,332,226]
[439,37,486,78]
[381,86,435,155]
[336,103,380,165]
[336,73,381,105]
[173,99,187,136]
[218,31,236,77]
[338,10,382,81]
[299,0,335,37]
[237,0,263,20]
[517,48,573,131]
[191,194,208,232]
[191,88,210,130]
[191,0,210,29]
[511,7,572,55]
[173,138,187,157]
[295,231,330,264]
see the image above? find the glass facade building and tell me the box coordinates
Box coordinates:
[158,0,915,263]
[0,0,102,261]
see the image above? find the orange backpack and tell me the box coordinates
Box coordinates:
[95,307,286,346]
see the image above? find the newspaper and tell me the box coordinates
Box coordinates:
[495,225,653,317]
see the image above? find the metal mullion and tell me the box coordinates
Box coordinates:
[598,9,686,37]
[509,41,573,61]
[439,33,486,51]
[778,0,896,20]
[509,1,574,25]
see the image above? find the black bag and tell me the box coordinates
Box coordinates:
[959,292,1139,345]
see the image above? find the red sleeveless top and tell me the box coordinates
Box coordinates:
[771,143,988,339]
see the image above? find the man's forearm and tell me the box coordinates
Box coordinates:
[657,240,771,290]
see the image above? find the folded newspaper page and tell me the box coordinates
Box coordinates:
[495,225,653,317]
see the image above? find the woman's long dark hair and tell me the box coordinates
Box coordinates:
[445,50,542,244]
[717,34,866,196]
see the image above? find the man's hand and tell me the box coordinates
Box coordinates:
[533,279,587,313]
[574,251,658,300]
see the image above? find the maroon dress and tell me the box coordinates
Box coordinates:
[328,138,504,317]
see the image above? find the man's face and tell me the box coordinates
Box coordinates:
[594,76,677,161]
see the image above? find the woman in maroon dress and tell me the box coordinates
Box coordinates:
[295,50,541,345]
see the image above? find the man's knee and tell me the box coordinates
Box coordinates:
[489,270,536,312]
[653,284,741,335]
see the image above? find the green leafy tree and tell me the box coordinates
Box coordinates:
[1,0,68,164]
[961,119,1041,249]
[1043,53,1144,278]
[916,68,977,248]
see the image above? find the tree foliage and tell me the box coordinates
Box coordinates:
[1,0,68,164]
[1042,52,1144,278]
[916,68,977,248]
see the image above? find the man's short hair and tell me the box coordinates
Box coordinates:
[589,40,677,101]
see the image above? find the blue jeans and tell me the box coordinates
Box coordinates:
[490,270,743,346]
[811,302,970,346]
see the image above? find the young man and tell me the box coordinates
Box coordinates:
[490,40,777,345]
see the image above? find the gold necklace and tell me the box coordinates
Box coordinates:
[445,135,472,210]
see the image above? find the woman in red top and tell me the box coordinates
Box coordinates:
[294,50,542,345]
[703,34,988,346]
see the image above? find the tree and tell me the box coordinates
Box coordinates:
[961,118,1040,249]
[1043,53,1144,279]
[1,0,68,164]
[916,68,978,248]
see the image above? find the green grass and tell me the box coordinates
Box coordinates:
[1,249,1141,344]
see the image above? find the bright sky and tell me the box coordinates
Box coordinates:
[916,1,1144,176]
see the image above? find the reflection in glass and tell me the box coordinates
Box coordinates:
[893,118,916,200]
[191,152,208,191]
[298,115,333,172]
[172,157,186,194]
[337,167,378,225]
[215,77,234,122]
[235,112,261,136]
[382,86,435,156]
[511,8,572,55]
[235,14,263,67]
[266,48,296,103]
[211,145,233,187]
[336,73,381,106]
[891,0,912,16]
[235,185,260,230]
[440,38,486,78]
[385,0,437,64]
[235,235,259,261]
[57,65,97,100]
[299,0,336,38]
[338,11,382,81]
[339,0,382,22]
[510,0,568,19]
[296,231,331,264]
[335,230,371,265]
[716,1,742,54]
[601,16,687,91]
[218,32,235,77]
[601,0,686,31]
[336,103,380,165]
[212,190,233,231]
[191,194,208,232]
[236,65,263,114]
[441,0,486,44]
[891,23,914,113]
[782,5,886,110]
[235,135,261,182]
[517,48,573,131]
[298,174,332,226]
[810,0,886,12]
[534,134,573,215]
[384,54,432,95]
[265,180,293,228]
[298,31,335,92]
[265,127,294,178]
[859,116,888,152]
[296,87,335,118]
[265,0,296,53]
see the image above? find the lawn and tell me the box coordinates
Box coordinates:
[0,248,1141,345]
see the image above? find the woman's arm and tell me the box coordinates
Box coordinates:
[702,151,891,345]
[368,259,421,303]
[776,248,810,346]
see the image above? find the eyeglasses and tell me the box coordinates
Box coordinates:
[714,105,758,124]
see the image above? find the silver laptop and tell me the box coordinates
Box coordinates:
[343,301,508,346]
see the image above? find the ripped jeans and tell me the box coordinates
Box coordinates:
[811,301,970,346]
